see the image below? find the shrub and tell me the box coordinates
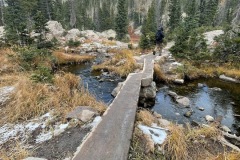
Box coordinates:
[14,47,54,71]
[67,39,81,48]
[31,66,53,83]
[37,41,54,49]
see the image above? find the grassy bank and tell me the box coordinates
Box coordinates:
[92,49,139,77]
[129,109,240,160]
[53,50,95,65]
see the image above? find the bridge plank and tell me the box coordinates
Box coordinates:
[73,73,142,160]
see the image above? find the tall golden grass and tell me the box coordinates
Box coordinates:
[0,48,19,74]
[92,49,139,77]
[0,73,106,123]
[137,110,156,126]
[53,51,95,65]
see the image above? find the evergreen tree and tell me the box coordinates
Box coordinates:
[205,0,218,26]
[4,0,28,45]
[168,0,181,31]
[199,0,206,26]
[139,1,157,49]
[34,10,48,44]
[115,0,128,40]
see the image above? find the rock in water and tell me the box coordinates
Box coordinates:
[176,96,190,107]
[184,111,193,118]
[205,115,214,122]
[111,82,124,97]
[221,125,231,133]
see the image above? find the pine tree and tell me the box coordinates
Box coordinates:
[168,0,181,31]
[34,10,48,43]
[139,1,157,49]
[4,0,28,45]
[205,0,218,26]
[115,0,128,40]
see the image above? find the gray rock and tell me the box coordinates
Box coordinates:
[221,125,231,133]
[141,76,153,87]
[173,79,184,84]
[116,59,126,66]
[111,82,124,97]
[176,96,190,107]
[203,30,224,46]
[210,87,222,91]
[184,111,193,118]
[168,91,178,98]
[197,107,205,111]
[198,83,205,88]
[230,102,236,106]
[99,78,104,82]
[140,82,157,99]
[65,28,81,41]
[45,21,65,40]
[219,75,239,83]
[24,157,47,160]
[0,86,15,105]
[66,106,98,122]
[175,113,180,116]
[205,115,214,122]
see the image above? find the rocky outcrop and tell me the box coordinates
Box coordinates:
[203,30,224,46]
[65,28,81,41]
[80,30,99,40]
[140,82,157,99]
[98,29,116,39]
[46,21,65,40]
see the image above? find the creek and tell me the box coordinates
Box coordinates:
[153,78,240,135]
[63,63,123,105]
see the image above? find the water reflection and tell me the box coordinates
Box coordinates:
[153,78,240,135]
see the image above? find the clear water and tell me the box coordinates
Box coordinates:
[153,78,240,135]
[63,63,123,105]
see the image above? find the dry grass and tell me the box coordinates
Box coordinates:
[212,152,240,160]
[101,40,117,46]
[53,51,95,65]
[202,66,240,80]
[137,110,156,126]
[186,124,220,140]
[0,73,106,123]
[163,124,188,160]
[0,48,19,74]
[0,142,30,160]
[154,64,169,83]
[128,127,164,160]
[92,49,139,77]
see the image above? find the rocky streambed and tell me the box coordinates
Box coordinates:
[153,78,240,135]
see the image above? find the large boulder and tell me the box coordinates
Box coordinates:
[80,30,99,40]
[203,30,224,46]
[45,21,65,40]
[98,29,116,39]
[65,28,81,41]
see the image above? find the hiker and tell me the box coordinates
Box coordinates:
[153,26,164,55]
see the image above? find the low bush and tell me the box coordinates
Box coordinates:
[31,66,53,83]
[67,39,81,48]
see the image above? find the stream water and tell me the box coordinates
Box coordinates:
[153,79,240,135]
[63,63,122,105]
[64,63,240,135]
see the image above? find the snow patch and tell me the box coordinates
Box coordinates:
[138,124,168,144]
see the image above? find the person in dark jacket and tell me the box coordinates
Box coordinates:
[153,26,164,55]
